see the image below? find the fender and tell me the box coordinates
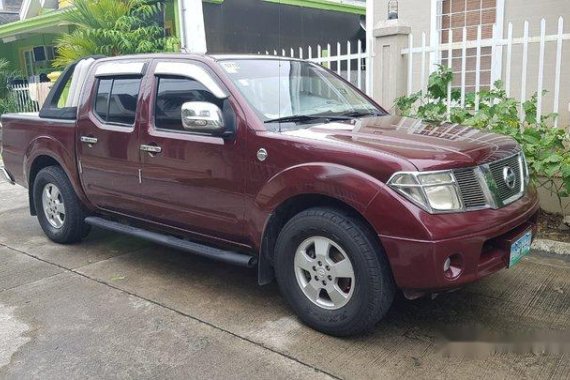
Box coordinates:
[251,161,434,246]
[249,163,386,285]
[257,163,384,211]
[24,136,93,211]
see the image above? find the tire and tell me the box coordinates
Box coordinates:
[33,166,89,244]
[274,207,395,337]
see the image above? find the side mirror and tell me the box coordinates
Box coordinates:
[181,101,225,134]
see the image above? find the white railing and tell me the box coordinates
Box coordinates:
[261,39,371,95]
[402,17,569,127]
[8,82,42,113]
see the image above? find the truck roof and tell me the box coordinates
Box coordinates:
[93,53,305,63]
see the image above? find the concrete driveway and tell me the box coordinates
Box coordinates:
[0,181,568,379]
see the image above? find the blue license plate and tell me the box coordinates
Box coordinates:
[509,230,532,268]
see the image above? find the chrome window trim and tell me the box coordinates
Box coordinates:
[154,62,229,99]
[95,62,146,77]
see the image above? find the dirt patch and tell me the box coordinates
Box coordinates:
[536,211,570,243]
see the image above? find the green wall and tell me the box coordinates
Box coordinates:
[0,33,62,75]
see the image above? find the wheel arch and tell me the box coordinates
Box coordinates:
[253,163,388,285]
[258,193,386,286]
[28,155,61,215]
[25,141,90,216]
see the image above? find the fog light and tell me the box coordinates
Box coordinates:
[443,257,451,272]
[443,254,463,280]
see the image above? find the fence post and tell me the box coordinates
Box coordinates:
[372,20,411,111]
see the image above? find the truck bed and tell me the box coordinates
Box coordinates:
[1,113,78,188]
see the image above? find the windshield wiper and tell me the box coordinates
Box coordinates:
[264,114,354,124]
[341,110,383,118]
[264,115,321,124]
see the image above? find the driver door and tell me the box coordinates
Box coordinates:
[137,60,247,244]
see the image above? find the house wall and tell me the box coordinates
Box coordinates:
[373,0,570,126]
[0,33,61,75]
[503,0,570,126]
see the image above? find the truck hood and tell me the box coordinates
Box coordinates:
[282,114,520,171]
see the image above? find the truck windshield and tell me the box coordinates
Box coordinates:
[219,59,384,130]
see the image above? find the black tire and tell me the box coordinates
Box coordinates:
[274,207,395,336]
[33,166,89,244]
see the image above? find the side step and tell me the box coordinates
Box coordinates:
[84,216,257,268]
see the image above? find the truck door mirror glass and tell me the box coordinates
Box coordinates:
[181,102,225,133]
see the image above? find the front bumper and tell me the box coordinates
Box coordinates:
[379,189,540,292]
[0,167,15,185]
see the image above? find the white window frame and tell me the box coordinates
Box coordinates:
[429,0,505,83]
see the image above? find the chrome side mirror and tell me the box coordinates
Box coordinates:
[181,102,225,133]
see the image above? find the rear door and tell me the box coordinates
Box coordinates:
[77,60,148,215]
[137,59,247,244]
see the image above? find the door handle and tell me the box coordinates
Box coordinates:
[80,136,98,145]
[140,144,162,154]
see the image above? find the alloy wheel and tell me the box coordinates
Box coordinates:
[294,236,355,310]
[42,183,66,229]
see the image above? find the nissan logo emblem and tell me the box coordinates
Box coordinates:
[503,166,517,189]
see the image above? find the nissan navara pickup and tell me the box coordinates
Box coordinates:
[0,54,539,336]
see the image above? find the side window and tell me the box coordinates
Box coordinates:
[94,77,142,126]
[94,79,112,120]
[154,76,224,131]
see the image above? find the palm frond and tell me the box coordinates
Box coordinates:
[55,0,177,67]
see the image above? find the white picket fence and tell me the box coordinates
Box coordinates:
[402,17,569,127]
[8,82,42,113]
[261,39,371,95]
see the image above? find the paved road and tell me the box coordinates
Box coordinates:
[0,181,568,379]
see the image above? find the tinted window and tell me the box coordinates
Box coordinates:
[94,79,112,120]
[154,76,223,131]
[94,77,141,125]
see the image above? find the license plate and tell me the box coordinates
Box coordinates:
[509,230,533,268]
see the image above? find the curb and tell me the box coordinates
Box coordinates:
[532,238,570,258]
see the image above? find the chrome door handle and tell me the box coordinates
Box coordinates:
[140,144,162,154]
[80,136,98,145]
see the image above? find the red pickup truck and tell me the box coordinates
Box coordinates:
[1,54,539,336]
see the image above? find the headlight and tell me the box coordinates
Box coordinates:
[388,171,463,213]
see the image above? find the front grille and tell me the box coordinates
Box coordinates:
[452,152,525,211]
[488,154,522,203]
[454,169,487,208]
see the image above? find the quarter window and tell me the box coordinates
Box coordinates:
[94,77,142,125]
[154,76,224,131]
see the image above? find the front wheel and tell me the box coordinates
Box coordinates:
[274,207,395,337]
[33,166,89,244]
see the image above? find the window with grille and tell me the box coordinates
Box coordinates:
[437,0,497,91]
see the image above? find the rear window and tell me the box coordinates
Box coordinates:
[94,77,141,125]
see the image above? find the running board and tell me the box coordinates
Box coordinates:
[84,216,257,268]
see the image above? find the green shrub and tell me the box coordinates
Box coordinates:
[0,59,19,116]
[395,65,570,211]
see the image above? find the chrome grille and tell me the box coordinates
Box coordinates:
[454,169,487,209]
[488,154,523,203]
[452,152,526,211]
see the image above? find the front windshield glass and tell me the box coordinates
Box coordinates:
[219,59,384,130]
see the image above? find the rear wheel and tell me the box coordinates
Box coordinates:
[274,207,395,336]
[33,166,89,244]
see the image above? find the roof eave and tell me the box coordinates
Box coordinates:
[0,8,72,39]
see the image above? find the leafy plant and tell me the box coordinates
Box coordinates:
[395,65,570,212]
[53,0,179,68]
[0,59,19,116]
